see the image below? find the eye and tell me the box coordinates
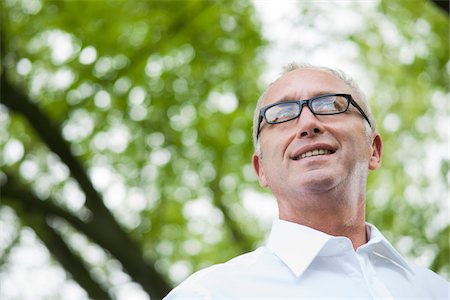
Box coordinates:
[274,108,296,122]
[312,96,348,113]
[313,97,335,112]
[265,103,299,123]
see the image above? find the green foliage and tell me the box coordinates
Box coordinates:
[1,0,448,298]
[355,0,449,277]
[1,0,265,298]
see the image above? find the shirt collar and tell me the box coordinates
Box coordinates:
[363,223,414,275]
[266,220,332,277]
[266,219,414,278]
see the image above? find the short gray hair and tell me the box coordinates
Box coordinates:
[252,62,376,153]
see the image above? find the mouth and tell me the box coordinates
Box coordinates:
[291,146,336,161]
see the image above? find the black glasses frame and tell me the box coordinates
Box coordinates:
[256,93,372,139]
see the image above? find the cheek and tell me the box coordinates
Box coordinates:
[346,135,372,159]
[260,128,294,155]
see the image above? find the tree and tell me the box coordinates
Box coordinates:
[1,0,448,299]
[1,1,265,298]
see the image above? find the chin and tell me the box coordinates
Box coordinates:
[296,173,340,193]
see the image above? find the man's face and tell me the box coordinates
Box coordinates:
[252,69,382,208]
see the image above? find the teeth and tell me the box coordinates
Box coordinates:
[299,149,331,159]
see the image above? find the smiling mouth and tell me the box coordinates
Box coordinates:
[292,149,334,161]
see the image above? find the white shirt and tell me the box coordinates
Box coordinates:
[164,220,449,299]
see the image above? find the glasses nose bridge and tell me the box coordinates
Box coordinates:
[293,99,325,138]
[297,99,314,117]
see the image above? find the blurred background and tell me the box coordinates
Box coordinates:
[0,0,448,299]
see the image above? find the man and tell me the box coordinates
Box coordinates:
[164,63,449,299]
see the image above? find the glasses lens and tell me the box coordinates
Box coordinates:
[265,102,300,123]
[311,95,349,114]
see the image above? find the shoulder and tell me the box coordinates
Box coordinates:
[164,247,278,299]
[409,263,448,284]
[408,263,449,297]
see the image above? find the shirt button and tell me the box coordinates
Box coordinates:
[338,242,346,250]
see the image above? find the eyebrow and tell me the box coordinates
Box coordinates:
[274,90,338,103]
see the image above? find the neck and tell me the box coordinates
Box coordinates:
[278,192,367,250]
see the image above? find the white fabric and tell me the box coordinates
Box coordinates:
[164,220,449,299]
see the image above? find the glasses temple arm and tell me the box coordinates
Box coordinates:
[256,114,264,140]
[350,99,372,128]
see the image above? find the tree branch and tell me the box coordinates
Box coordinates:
[210,161,254,254]
[1,176,111,299]
[1,74,172,298]
[8,201,111,299]
[430,0,449,14]
[1,174,94,237]
[1,172,172,298]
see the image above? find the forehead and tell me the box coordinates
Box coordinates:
[262,69,354,106]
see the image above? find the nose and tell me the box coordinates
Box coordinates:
[295,105,325,138]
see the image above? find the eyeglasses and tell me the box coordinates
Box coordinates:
[256,93,371,139]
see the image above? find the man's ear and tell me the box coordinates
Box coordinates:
[369,133,382,170]
[252,153,268,187]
